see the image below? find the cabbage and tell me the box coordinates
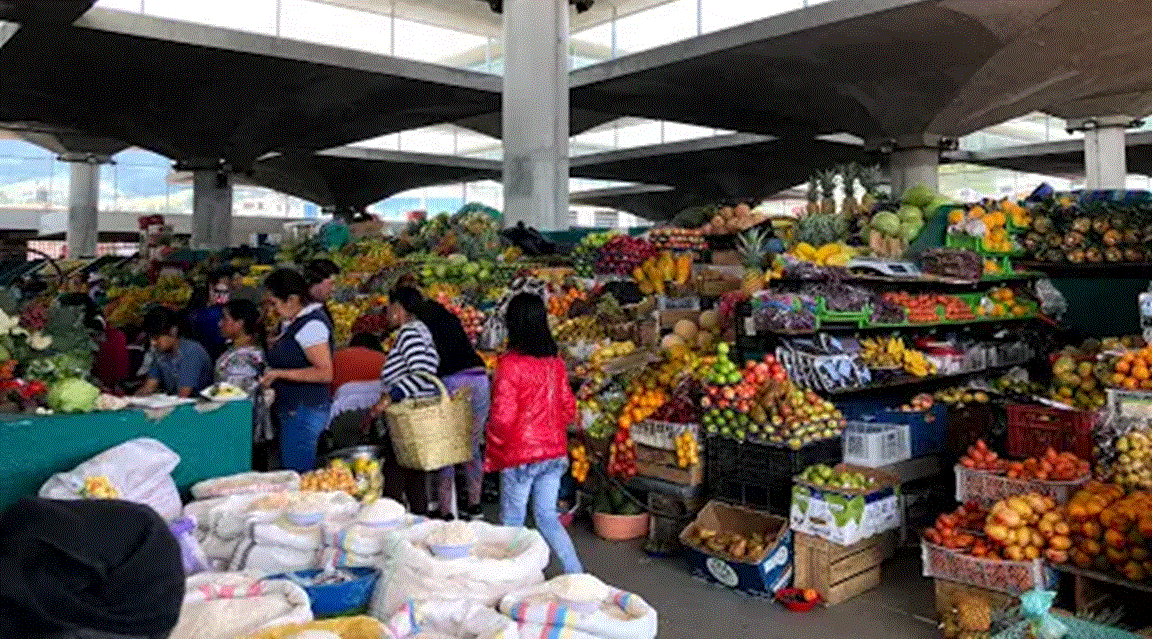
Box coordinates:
[901,185,936,209]
[46,378,99,413]
[870,211,901,236]
[925,195,953,216]
[899,221,924,242]
[897,205,924,225]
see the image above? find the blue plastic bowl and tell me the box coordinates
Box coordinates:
[269,567,380,618]
[427,542,474,559]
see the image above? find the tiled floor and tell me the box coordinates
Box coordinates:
[563,525,940,639]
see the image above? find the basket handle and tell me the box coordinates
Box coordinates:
[414,371,452,405]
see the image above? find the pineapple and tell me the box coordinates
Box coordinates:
[818,169,838,216]
[840,164,859,218]
[805,176,820,218]
[858,164,881,213]
[737,227,768,293]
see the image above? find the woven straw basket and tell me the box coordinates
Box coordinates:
[385,372,474,470]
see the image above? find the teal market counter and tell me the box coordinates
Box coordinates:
[0,400,252,511]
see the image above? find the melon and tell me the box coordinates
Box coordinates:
[696,330,714,350]
[661,334,686,352]
[673,319,698,342]
[698,310,719,330]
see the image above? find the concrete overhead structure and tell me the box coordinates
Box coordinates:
[570,133,868,218]
[249,147,501,212]
[946,132,1152,181]
[0,7,501,169]
[571,0,1152,197]
[3,122,129,258]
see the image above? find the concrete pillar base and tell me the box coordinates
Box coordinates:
[888,147,940,199]
[192,169,234,250]
[1067,116,1142,190]
[502,0,569,231]
[63,156,109,259]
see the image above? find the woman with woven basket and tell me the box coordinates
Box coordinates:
[370,286,440,515]
[486,292,584,574]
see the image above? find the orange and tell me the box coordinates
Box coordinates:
[1125,378,1139,390]
[1135,366,1149,381]
[1117,360,1132,374]
[1113,373,1127,386]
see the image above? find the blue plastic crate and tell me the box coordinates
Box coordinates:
[269,567,380,618]
[836,400,947,458]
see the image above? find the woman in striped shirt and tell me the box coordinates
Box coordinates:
[370,285,440,513]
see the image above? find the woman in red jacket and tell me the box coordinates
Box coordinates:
[486,293,583,573]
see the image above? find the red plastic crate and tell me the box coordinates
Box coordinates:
[1005,403,1094,460]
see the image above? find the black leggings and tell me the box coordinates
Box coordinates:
[381,434,430,515]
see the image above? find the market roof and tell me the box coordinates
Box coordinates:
[0,0,94,24]
[249,147,501,210]
[570,0,1152,142]
[570,133,867,211]
[947,132,1152,180]
[0,7,501,169]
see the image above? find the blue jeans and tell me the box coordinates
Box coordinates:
[501,457,584,574]
[278,402,330,472]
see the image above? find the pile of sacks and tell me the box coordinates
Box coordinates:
[321,498,424,568]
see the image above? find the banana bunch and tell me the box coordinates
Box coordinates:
[554,315,604,342]
[792,242,855,266]
[633,250,693,295]
[859,337,936,377]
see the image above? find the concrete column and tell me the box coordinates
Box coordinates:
[888,146,939,199]
[502,0,569,231]
[1068,116,1140,189]
[191,169,233,250]
[61,155,107,259]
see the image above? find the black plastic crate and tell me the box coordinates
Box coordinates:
[708,475,794,515]
[705,435,842,486]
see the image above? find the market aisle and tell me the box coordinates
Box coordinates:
[564,524,939,639]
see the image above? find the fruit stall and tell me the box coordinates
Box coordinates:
[37,179,1152,636]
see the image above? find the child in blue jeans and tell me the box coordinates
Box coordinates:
[485,293,583,573]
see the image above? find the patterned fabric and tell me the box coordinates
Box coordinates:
[379,321,439,399]
[215,345,264,393]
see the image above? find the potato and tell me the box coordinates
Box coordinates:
[1049,535,1072,551]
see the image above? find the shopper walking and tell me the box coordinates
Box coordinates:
[137,306,214,398]
[486,293,583,574]
[261,268,334,473]
[370,285,440,514]
[408,294,490,521]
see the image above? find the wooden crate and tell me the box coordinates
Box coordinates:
[792,531,896,606]
[636,458,703,487]
[933,578,1017,619]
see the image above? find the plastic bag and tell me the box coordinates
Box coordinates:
[499,575,658,639]
[39,437,181,520]
[170,517,210,575]
[369,521,549,618]
[382,600,519,639]
[230,539,320,573]
[191,471,301,500]
[1035,278,1066,319]
[170,572,313,639]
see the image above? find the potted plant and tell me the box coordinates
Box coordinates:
[591,486,649,541]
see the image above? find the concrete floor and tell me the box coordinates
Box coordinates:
[562,524,940,639]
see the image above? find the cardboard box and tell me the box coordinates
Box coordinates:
[680,501,793,597]
[711,250,742,266]
[790,465,901,546]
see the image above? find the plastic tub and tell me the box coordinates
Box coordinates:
[775,588,821,611]
[592,512,650,541]
[270,567,379,618]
